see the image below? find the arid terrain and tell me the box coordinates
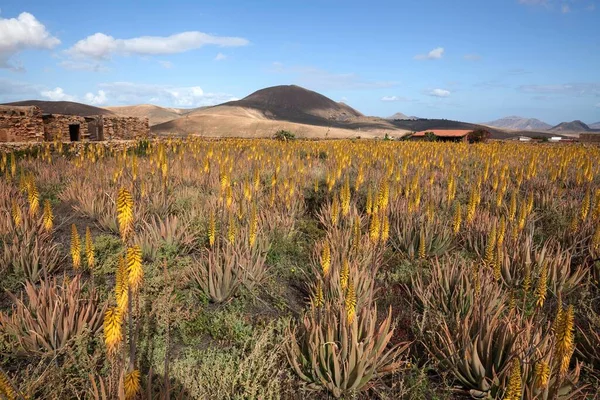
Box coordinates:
[8,85,591,141]
[1,138,599,399]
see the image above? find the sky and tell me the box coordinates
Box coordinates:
[0,0,599,125]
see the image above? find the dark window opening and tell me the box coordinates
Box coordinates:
[69,124,80,141]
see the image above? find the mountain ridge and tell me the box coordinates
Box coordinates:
[485,116,552,131]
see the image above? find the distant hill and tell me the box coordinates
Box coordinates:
[549,120,591,132]
[104,104,200,126]
[387,112,419,120]
[221,85,364,126]
[590,122,600,129]
[151,85,407,138]
[2,100,114,117]
[485,116,552,131]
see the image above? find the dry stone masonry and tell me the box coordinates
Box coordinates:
[0,105,149,143]
[0,106,44,142]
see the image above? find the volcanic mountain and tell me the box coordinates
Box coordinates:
[485,116,552,131]
[220,85,364,125]
[151,85,403,138]
[549,120,591,132]
[2,100,114,116]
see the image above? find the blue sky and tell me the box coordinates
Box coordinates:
[0,0,599,124]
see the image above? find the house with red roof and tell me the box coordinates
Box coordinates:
[410,129,472,142]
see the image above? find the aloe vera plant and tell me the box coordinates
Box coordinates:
[0,276,106,354]
[285,303,409,398]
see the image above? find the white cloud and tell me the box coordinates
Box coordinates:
[427,88,451,97]
[67,31,249,60]
[0,12,60,69]
[381,95,409,102]
[40,87,77,102]
[158,60,173,69]
[59,60,109,72]
[414,47,444,60]
[98,82,237,107]
[84,90,107,105]
[561,4,571,13]
[464,54,482,61]
[215,52,227,61]
[270,62,397,90]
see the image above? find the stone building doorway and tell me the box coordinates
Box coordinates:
[86,118,104,141]
[69,124,80,141]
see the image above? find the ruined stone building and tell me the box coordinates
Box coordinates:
[0,105,149,142]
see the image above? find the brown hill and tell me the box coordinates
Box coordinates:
[549,120,591,132]
[104,104,197,126]
[2,100,114,116]
[151,104,406,139]
[151,85,404,138]
[221,85,363,125]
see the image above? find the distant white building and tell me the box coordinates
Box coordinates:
[549,137,562,142]
[517,136,532,141]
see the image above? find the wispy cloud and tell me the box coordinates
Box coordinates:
[0,77,42,101]
[518,0,591,12]
[414,47,444,60]
[214,52,227,61]
[0,12,60,69]
[158,60,173,69]
[519,83,600,96]
[270,62,398,90]
[66,31,249,60]
[381,95,410,102]
[464,54,482,61]
[426,88,451,97]
[59,60,110,72]
[97,82,238,107]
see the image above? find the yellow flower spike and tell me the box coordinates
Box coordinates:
[117,187,134,242]
[452,202,461,234]
[208,210,216,247]
[126,246,143,293]
[345,279,357,325]
[504,358,522,400]
[71,224,81,270]
[85,227,95,269]
[103,307,123,356]
[27,179,40,217]
[320,242,331,277]
[249,204,258,247]
[340,258,349,291]
[124,369,141,400]
[42,199,54,233]
[115,255,129,315]
[534,361,550,389]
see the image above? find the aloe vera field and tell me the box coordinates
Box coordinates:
[0,138,599,399]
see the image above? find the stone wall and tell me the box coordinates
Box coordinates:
[580,134,600,143]
[101,116,150,140]
[0,105,149,142]
[0,106,44,142]
[42,114,89,141]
